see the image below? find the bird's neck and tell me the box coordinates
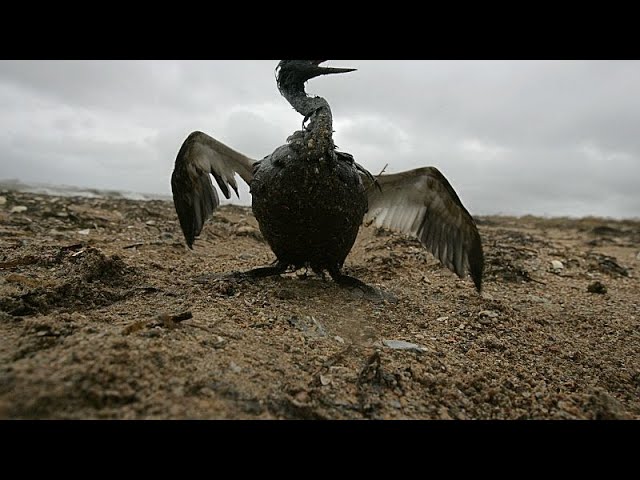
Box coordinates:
[281,85,334,137]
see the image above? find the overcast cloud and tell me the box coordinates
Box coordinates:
[0,60,638,218]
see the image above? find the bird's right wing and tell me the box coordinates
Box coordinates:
[171,131,256,248]
[362,166,484,292]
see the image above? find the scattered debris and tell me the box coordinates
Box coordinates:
[478,310,499,325]
[122,311,193,335]
[0,256,39,270]
[358,351,383,384]
[587,253,629,277]
[382,339,428,353]
[587,281,607,294]
[157,311,193,329]
[121,320,147,335]
[479,334,507,351]
[60,243,84,252]
[5,273,42,288]
[485,249,540,284]
[287,315,327,337]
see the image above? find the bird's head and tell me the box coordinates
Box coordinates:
[276,60,356,92]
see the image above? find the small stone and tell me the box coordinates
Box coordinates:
[550,260,564,272]
[480,334,506,351]
[438,406,453,420]
[479,310,499,318]
[334,335,345,344]
[10,206,27,213]
[382,339,428,353]
[436,316,449,322]
[319,374,331,386]
[293,391,310,405]
[78,229,91,235]
[587,281,607,294]
[145,220,156,226]
[229,361,242,373]
[636,252,640,261]
[0,196,6,205]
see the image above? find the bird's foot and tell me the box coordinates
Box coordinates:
[328,269,397,303]
[194,261,289,285]
[352,284,398,303]
[242,261,289,279]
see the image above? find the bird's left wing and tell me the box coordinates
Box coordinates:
[171,131,256,248]
[361,167,484,292]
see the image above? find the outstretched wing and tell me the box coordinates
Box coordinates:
[171,131,256,248]
[362,167,484,292]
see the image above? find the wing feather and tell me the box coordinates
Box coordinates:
[362,166,484,291]
[171,131,255,248]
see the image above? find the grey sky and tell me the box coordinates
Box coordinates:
[1,60,638,218]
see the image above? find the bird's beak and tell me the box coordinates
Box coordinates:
[310,60,357,76]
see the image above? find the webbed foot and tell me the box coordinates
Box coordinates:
[328,268,397,303]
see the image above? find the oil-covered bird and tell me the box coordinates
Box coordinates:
[171,60,484,295]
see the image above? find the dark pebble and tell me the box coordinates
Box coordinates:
[587,281,607,294]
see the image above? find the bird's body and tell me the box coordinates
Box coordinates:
[171,60,485,294]
[251,140,367,274]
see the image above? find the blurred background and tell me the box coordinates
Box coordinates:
[0,60,638,218]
